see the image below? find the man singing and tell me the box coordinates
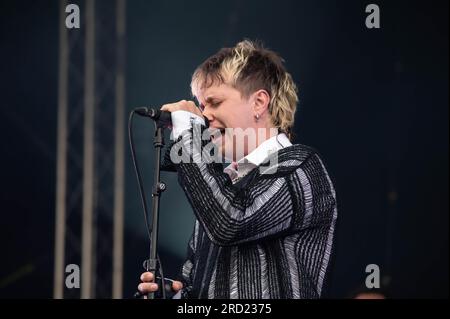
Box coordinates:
[138,40,337,299]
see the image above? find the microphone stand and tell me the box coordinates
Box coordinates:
[145,124,166,299]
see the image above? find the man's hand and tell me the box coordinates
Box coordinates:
[160,100,202,117]
[137,271,183,298]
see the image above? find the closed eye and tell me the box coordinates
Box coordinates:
[199,101,222,111]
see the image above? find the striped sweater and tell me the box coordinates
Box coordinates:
[162,125,338,299]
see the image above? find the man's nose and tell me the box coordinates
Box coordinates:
[202,107,214,124]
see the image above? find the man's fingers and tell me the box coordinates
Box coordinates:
[161,100,202,115]
[140,272,154,282]
[138,282,159,293]
[160,104,171,112]
[161,100,186,112]
[172,280,183,291]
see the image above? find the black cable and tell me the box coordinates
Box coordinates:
[128,111,152,240]
[128,110,167,299]
[158,254,166,299]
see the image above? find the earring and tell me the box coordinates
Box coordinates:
[255,113,260,122]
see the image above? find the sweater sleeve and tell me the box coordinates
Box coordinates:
[177,221,199,299]
[170,124,337,247]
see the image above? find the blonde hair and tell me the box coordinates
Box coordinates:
[191,40,299,139]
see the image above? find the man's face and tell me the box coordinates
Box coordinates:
[195,82,254,161]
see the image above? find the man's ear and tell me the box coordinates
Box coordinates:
[253,89,271,115]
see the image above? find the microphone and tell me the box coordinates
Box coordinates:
[134,107,172,128]
[134,107,209,128]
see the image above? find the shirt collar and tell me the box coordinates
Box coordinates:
[224,133,292,181]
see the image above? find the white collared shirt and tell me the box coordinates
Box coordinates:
[224,133,292,183]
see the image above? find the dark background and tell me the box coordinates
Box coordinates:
[0,0,448,298]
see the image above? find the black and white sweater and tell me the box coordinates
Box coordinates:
[162,125,338,299]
